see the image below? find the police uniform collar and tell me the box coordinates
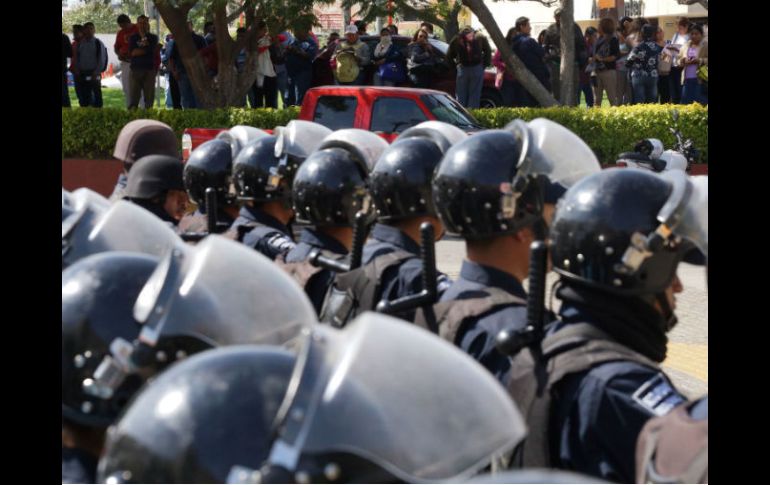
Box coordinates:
[459,260,527,299]
[240,205,291,234]
[371,223,421,254]
[300,228,348,255]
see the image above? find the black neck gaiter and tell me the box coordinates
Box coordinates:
[556,283,669,363]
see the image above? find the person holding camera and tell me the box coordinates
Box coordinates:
[128,15,159,109]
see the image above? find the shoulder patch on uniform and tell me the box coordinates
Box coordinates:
[632,372,685,417]
[437,273,453,293]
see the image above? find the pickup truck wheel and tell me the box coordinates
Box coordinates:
[480,88,503,109]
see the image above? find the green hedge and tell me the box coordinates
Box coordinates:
[62,107,300,160]
[62,104,707,164]
[468,104,708,165]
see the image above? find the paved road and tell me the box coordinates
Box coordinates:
[435,238,708,399]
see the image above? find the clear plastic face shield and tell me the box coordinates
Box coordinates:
[135,234,316,352]
[63,200,181,269]
[217,125,270,160]
[505,118,602,189]
[502,118,601,237]
[316,129,389,173]
[84,236,317,402]
[617,172,707,275]
[272,121,333,190]
[251,313,526,484]
[413,120,469,146]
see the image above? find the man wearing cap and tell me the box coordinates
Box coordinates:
[110,119,179,202]
[123,155,189,226]
[333,25,370,85]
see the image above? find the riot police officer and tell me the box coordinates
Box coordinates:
[424,119,600,382]
[319,124,460,326]
[226,135,299,259]
[98,312,526,483]
[505,169,707,482]
[179,138,240,235]
[62,252,160,483]
[109,119,179,202]
[123,154,189,226]
[282,129,386,314]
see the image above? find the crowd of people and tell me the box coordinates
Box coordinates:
[62,115,708,484]
[61,12,708,111]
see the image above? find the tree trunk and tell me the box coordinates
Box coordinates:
[155,0,261,109]
[558,0,577,106]
[461,0,558,107]
[443,1,462,43]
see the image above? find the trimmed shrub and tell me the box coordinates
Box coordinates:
[63,104,707,164]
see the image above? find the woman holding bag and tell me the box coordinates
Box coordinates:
[373,27,405,86]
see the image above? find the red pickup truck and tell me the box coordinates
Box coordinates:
[182,86,484,160]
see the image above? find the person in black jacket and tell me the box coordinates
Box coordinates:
[542,8,587,104]
[509,16,550,107]
[447,26,492,108]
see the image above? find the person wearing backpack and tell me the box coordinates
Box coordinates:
[72,22,108,107]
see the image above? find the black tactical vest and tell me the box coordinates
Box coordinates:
[275,249,342,293]
[414,286,528,339]
[318,249,413,328]
[507,323,661,468]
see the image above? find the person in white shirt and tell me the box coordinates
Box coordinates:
[668,17,690,103]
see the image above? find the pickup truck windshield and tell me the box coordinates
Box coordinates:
[421,94,483,130]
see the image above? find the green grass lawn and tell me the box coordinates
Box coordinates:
[67,86,287,109]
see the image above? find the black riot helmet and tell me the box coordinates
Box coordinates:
[183,138,235,210]
[124,155,185,200]
[550,169,707,298]
[125,235,316,378]
[233,135,292,203]
[433,119,601,239]
[62,252,159,429]
[292,147,370,227]
[255,313,526,484]
[370,137,444,222]
[63,199,181,270]
[97,346,296,484]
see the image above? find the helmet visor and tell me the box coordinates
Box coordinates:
[64,201,181,267]
[135,235,316,349]
[318,129,389,173]
[660,173,707,260]
[271,313,525,482]
[274,121,333,159]
[505,118,601,188]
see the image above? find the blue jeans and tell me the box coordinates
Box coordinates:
[177,72,198,109]
[456,63,484,108]
[680,78,707,105]
[631,75,658,104]
[287,69,312,106]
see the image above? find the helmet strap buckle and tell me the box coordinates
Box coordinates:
[82,337,136,399]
